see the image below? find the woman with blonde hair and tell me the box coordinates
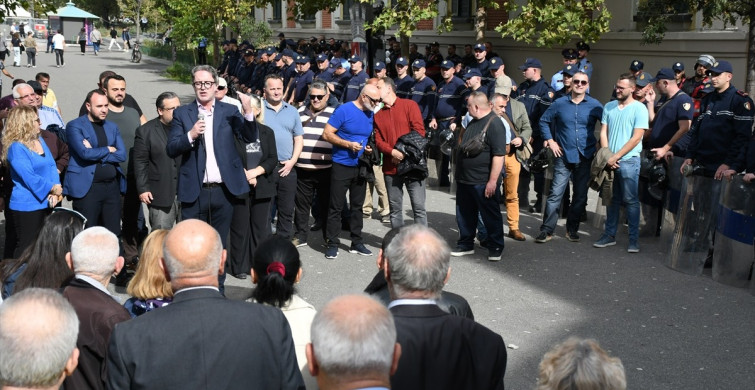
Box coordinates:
[536,337,626,390]
[2,105,62,257]
[124,229,173,317]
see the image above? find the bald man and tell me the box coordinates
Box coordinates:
[107,219,304,390]
[0,288,80,390]
[321,84,381,259]
[307,294,401,390]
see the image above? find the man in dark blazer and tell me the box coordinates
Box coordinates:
[384,224,508,390]
[107,219,305,390]
[62,226,131,390]
[63,89,127,235]
[166,65,257,291]
[133,91,181,230]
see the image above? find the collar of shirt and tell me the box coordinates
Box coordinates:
[387,298,437,309]
[195,99,214,114]
[175,286,220,294]
[264,99,292,113]
[74,274,114,299]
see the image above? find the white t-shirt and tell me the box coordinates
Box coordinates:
[51,34,65,50]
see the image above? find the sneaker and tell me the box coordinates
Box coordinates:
[488,248,503,261]
[593,235,617,248]
[381,215,391,224]
[450,247,474,257]
[291,237,307,248]
[534,231,552,243]
[627,242,639,253]
[325,246,338,259]
[349,243,372,256]
[565,231,580,242]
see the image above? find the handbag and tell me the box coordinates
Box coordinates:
[500,111,532,164]
[19,44,24,53]
[458,115,496,157]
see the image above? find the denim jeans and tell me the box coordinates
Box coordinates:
[541,155,592,234]
[384,174,427,228]
[456,182,504,250]
[604,156,640,243]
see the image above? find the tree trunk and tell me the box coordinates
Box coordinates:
[400,34,409,58]
[475,6,486,42]
[747,10,755,98]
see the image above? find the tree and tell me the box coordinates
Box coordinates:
[77,0,120,23]
[494,0,611,47]
[637,0,755,96]
[0,0,59,21]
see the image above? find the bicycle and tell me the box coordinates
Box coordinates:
[130,40,142,63]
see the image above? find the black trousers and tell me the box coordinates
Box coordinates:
[272,167,297,239]
[294,167,331,242]
[11,208,50,258]
[326,163,366,246]
[121,176,141,261]
[228,195,271,275]
[72,180,122,236]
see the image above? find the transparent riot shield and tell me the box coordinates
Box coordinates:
[659,157,685,244]
[666,174,722,275]
[712,176,755,287]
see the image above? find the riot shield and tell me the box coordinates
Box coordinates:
[712,176,755,287]
[666,174,721,275]
[659,157,685,243]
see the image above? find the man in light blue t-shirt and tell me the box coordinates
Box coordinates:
[321,83,382,259]
[594,73,649,253]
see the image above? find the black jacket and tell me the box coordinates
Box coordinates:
[235,123,278,199]
[395,130,428,180]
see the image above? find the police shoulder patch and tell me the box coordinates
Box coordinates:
[431,86,436,91]
[682,102,691,111]
[547,91,554,99]
[746,101,752,111]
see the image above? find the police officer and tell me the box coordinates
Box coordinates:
[373,61,387,79]
[409,59,437,126]
[487,57,513,98]
[330,59,351,102]
[426,41,444,83]
[314,53,335,81]
[576,40,593,78]
[429,60,465,186]
[672,62,686,88]
[394,57,414,99]
[684,60,755,180]
[550,48,578,91]
[289,55,315,106]
[342,54,368,102]
[235,49,257,93]
[470,43,491,86]
[281,48,297,90]
[553,64,577,100]
[629,60,644,77]
[682,54,716,119]
[515,57,554,212]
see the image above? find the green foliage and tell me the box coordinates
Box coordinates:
[237,18,273,48]
[77,0,120,21]
[164,62,192,83]
[0,0,59,21]
[637,0,753,44]
[495,0,611,47]
[361,0,452,38]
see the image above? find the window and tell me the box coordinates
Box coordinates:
[451,0,471,18]
[272,0,282,21]
[342,0,354,21]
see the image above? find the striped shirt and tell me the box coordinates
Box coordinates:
[296,105,334,169]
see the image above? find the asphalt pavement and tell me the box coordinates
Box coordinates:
[3,42,753,390]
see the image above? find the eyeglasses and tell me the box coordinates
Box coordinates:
[614,85,631,91]
[51,207,88,226]
[364,95,381,104]
[309,94,326,101]
[193,81,215,89]
[573,80,589,86]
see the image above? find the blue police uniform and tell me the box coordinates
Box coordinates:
[687,85,755,174]
[435,75,465,125]
[410,75,437,123]
[515,78,554,133]
[283,62,297,87]
[292,69,315,104]
[342,70,367,102]
[315,67,335,82]
[471,59,492,85]
[395,75,414,99]
[578,57,593,78]
[331,71,352,102]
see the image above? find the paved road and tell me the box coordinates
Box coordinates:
[4,45,754,389]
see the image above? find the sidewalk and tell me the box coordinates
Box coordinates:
[2,45,753,389]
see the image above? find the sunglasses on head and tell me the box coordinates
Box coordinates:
[51,207,88,226]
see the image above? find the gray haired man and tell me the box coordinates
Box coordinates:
[307,294,401,390]
[0,288,80,390]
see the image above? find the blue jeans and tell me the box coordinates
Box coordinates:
[604,156,640,243]
[541,155,592,234]
[456,183,504,250]
[385,174,427,228]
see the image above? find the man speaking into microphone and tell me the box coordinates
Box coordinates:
[166,65,258,292]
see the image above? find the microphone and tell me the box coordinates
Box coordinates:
[196,114,205,142]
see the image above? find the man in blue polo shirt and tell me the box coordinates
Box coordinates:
[535,71,603,244]
[645,68,694,160]
[321,84,382,259]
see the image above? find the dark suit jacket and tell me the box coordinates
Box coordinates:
[390,303,507,390]
[63,115,127,198]
[133,118,179,208]
[62,277,131,390]
[107,288,305,390]
[234,123,278,199]
[166,99,256,203]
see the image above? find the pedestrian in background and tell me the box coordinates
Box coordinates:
[23,31,36,68]
[77,28,86,54]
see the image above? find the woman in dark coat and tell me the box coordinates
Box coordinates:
[227,94,278,279]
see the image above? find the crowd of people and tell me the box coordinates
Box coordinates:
[0,30,752,390]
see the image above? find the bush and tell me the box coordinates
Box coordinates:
[165,63,192,83]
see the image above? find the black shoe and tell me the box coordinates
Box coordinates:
[233,273,248,279]
[565,231,580,242]
[534,232,552,243]
[310,221,323,231]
